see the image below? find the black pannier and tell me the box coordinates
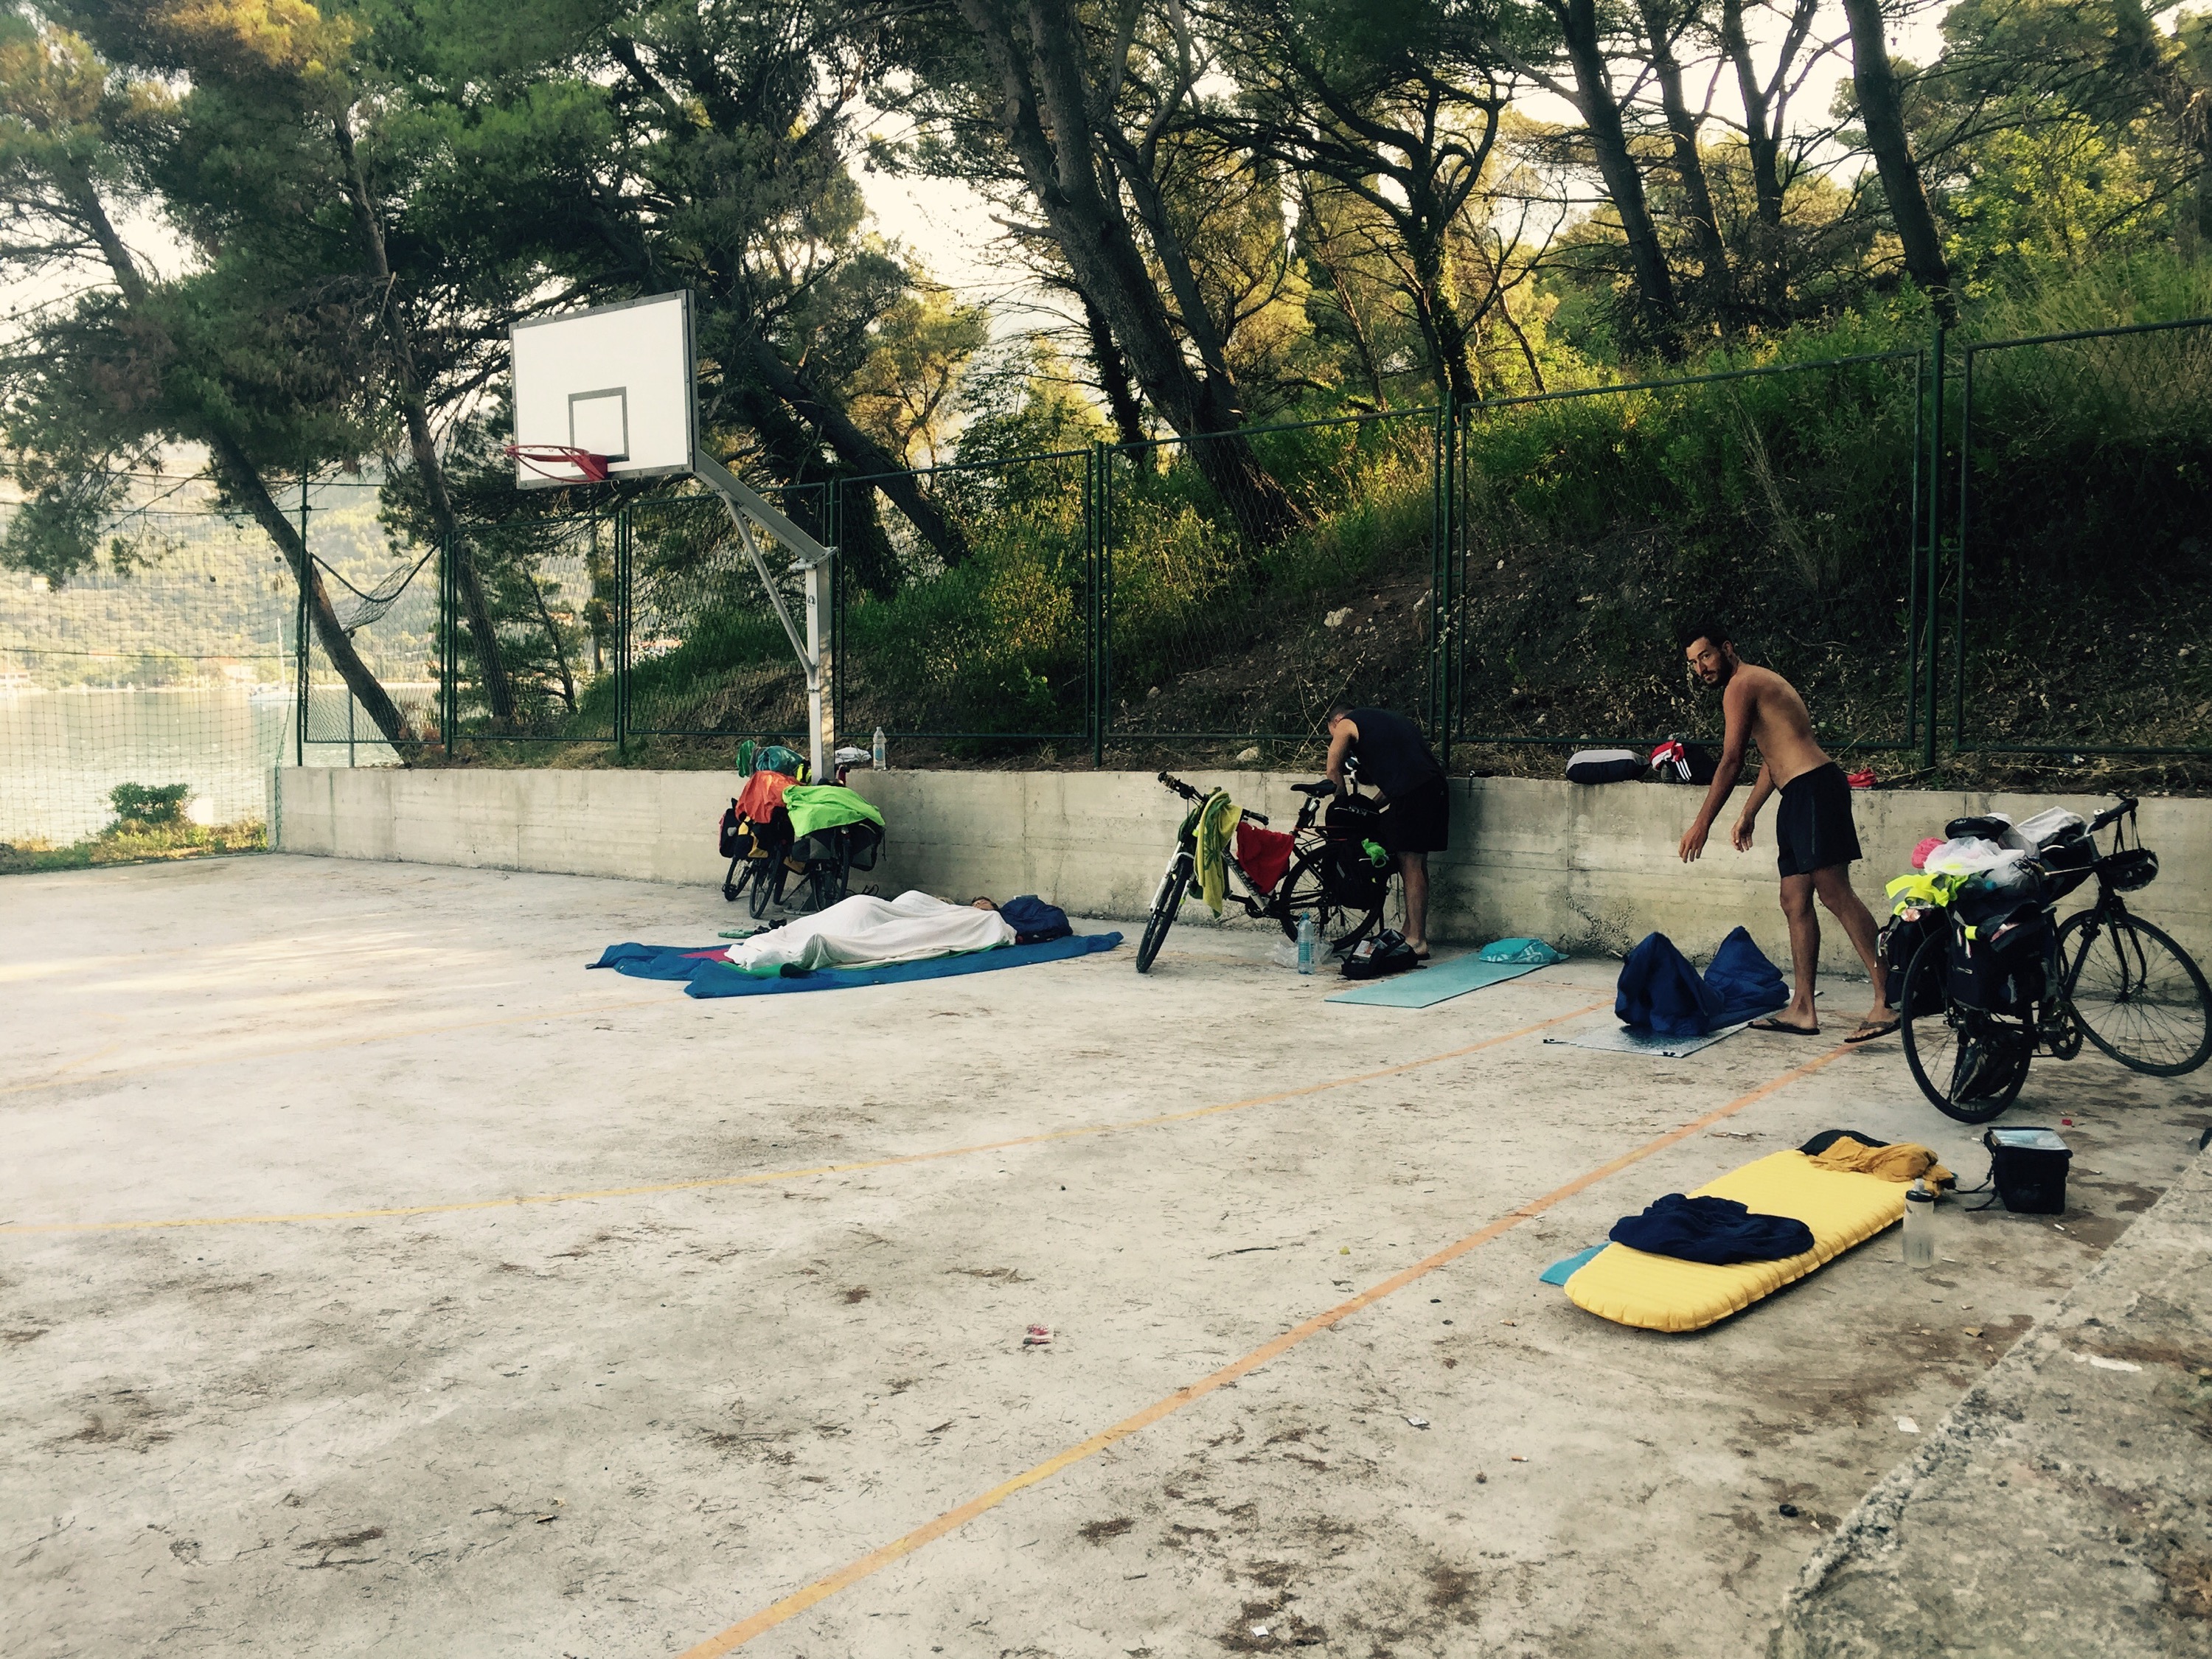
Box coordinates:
[1947,907,2052,1012]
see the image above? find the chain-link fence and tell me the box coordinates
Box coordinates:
[623,490,818,742]
[831,450,1094,754]
[1442,349,1928,764]
[0,558,295,850]
[1101,408,1439,755]
[1954,317,2212,758]
[7,319,2207,847]
[435,514,616,744]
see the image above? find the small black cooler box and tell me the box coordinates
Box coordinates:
[1983,1126,2071,1214]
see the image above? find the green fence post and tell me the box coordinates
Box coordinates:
[443,527,459,759]
[613,506,628,759]
[1953,345,1972,757]
[1923,321,1944,772]
[828,481,844,748]
[1092,440,1109,770]
[1429,391,1452,766]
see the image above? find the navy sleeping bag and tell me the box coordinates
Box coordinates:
[1615,927,1790,1036]
[1616,933,1722,1036]
[1702,925,1790,1028]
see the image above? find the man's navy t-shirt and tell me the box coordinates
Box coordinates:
[1343,707,1442,799]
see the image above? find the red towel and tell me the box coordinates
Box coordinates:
[736,768,793,824]
[1235,822,1294,897]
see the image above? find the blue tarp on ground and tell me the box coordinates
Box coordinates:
[589,931,1122,998]
[1615,926,1790,1036]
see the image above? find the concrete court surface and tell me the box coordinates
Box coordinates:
[2,855,2207,1659]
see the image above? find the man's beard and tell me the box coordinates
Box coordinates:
[1702,658,1734,691]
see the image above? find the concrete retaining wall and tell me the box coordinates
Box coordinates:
[274,766,2212,971]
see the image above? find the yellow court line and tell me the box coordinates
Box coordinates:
[0,1002,1610,1237]
[0,997,672,1101]
[676,1040,1857,1657]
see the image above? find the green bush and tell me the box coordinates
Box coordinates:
[107,782,192,828]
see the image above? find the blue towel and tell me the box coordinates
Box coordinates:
[1478,936,1566,965]
[589,932,1121,997]
[1608,1193,1815,1265]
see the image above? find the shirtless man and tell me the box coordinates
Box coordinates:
[1674,622,1894,1043]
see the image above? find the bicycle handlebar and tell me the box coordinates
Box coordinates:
[2088,796,2140,833]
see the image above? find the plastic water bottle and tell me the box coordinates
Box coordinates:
[1903,1179,1935,1269]
[872,726,886,771]
[1297,913,1316,975]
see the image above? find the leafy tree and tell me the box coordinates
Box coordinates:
[886,0,1307,543]
[0,4,414,742]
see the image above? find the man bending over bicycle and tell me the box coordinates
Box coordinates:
[1324,702,1448,958]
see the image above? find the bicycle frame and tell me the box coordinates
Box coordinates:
[1147,776,1356,930]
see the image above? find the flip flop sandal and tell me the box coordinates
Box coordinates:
[1844,1017,1902,1045]
[1747,1017,1822,1037]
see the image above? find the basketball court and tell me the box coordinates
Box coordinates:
[3,853,2202,1657]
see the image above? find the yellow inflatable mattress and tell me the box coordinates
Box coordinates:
[1565,1150,1907,1332]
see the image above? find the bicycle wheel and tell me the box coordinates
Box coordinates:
[1899,933,2031,1124]
[747,857,785,920]
[2057,911,2212,1076]
[1274,849,1385,956]
[1136,857,1192,974]
[722,855,751,904]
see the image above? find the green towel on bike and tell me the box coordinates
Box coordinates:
[783,785,885,841]
[1194,790,1239,916]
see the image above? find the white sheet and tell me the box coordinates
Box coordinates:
[721,891,1015,974]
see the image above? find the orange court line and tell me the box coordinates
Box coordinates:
[0,1001,1610,1237]
[675,1039,1858,1657]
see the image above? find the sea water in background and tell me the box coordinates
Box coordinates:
[0,684,413,845]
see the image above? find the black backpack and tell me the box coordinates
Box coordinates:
[1342,928,1421,980]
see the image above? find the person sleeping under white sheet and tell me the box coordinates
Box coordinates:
[722,890,1015,974]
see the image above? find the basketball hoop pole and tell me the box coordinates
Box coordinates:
[693,450,835,782]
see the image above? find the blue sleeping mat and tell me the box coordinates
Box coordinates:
[1325,955,1545,1009]
[589,932,1122,997]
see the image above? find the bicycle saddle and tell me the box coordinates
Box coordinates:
[1292,780,1338,796]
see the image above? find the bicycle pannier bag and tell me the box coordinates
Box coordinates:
[1947,908,2050,1012]
[719,801,747,860]
[1342,928,1420,981]
[1325,795,1391,905]
[1882,910,1947,1015]
[1984,1126,2070,1214]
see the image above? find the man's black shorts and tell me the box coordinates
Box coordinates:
[1775,762,1861,877]
[1379,775,1450,855]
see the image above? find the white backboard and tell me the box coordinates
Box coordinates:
[509,292,697,488]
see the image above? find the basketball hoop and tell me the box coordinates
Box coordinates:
[504,443,611,483]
